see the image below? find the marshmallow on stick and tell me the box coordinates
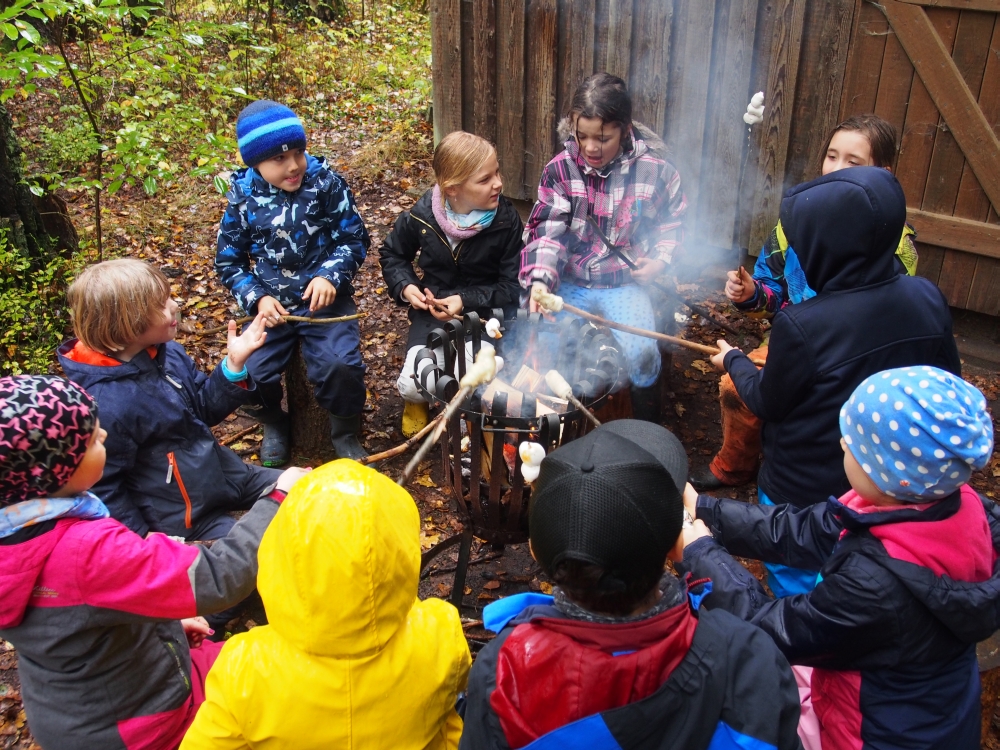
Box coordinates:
[531,283,564,313]
[743,91,765,125]
[519,441,546,483]
[544,369,601,428]
[485,318,503,339]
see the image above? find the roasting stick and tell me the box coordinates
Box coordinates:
[425,300,503,339]
[360,412,445,466]
[197,312,365,337]
[398,347,498,486]
[544,370,601,428]
[531,285,721,356]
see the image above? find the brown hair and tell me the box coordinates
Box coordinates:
[432,131,498,191]
[67,259,172,354]
[821,114,898,171]
[547,556,664,616]
[568,73,633,133]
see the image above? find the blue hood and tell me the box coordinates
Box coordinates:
[227,153,327,203]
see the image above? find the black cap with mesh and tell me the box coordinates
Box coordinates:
[530,420,687,579]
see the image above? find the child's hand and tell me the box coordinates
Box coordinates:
[631,257,666,286]
[276,466,312,492]
[257,297,289,327]
[181,616,213,648]
[667,519,713,563]
[425,290,463,321]
[402,284,429,311]
[710,340,737,371]
[226,313,268,372]
[683,481,698,518]
[725,267,755,303]
[303,277,337,312]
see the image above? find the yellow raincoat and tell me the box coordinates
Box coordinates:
[180,461,471,749]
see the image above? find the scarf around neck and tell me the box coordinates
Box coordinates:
[431,185,495,241]
[0,491,109,538]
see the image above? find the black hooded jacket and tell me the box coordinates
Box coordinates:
[724,168,960,507]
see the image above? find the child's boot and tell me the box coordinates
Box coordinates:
[254,408,290,468]
[401,401,429,438]
[329,413,368,461]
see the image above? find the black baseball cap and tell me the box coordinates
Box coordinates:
[529,420,687,578]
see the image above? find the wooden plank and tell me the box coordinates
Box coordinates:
[596,0,632,80]
[747,0,807,254]
[664,0,717,232]
[966,257,1000,316]
[556,0,595,124]
[627,0,672,133]
[873,20,916,171]
[430,0,463,143]
[524,0,559,200]
[914,241,945,284]
[935,247,980,306]
[908,207,1000,258]
[473,0,499,145]
[881,0,1000,213]
[893,7,960,210]
[899,0,1000,11]
[783,0,855,183]
[697,0,760,249]
[839,0,889,115]
[496,0,526,198]
[461,0,476,131]
[919,8,993,215]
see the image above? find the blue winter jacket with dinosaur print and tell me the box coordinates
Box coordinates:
[216,154,370,313]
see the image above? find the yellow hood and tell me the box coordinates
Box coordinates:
[257,460,421,657]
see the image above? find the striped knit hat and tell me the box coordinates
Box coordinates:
[236,100,307,167]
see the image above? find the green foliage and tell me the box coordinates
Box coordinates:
[0,229,76,374]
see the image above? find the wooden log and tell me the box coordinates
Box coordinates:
[496,0,526,198]
[524,0,558,199]
[287,342,333,458]
[430,0,463,143]
[473,0,498,144]
[628,0,672,133]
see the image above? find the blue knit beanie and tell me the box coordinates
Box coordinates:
[236,100,307,166]
[840,366,993,502]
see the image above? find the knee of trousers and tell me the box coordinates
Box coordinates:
[627,345,661,389]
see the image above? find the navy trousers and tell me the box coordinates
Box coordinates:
[244,294,367,417]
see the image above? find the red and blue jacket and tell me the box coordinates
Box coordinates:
[458,576,803,750]
[679,485,1000,750]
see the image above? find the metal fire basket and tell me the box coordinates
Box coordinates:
[413,310,624,608]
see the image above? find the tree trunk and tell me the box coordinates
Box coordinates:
[286,342,335,460]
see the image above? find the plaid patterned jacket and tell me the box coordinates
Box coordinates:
[519,130,686,291]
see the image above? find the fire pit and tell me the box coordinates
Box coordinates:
[413,310,625,607]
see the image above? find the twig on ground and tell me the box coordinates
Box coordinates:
[219,423,261,447]
[360,413,445,465]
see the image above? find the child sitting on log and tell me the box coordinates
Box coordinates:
[520,73,687,423]
[216,99,371,464]
[0,374,307,750]
[677,367,997,750]
[379,131,522,437]
[181,460,471,749]
[460,420,802,750]
[58,259,281,543]
[694,114,918,492]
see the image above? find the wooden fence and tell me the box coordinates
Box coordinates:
[430,0,1000,314]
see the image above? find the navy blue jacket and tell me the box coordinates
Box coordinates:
[59,341,274,538]
[724,168,960,507]
[679,488,1000,749]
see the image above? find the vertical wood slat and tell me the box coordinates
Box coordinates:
[430,0,463,143]
[784,0,856,185]
[557,0,596,124]
[747,0,807,255]
[524,0,558,199]
[496,0,526,198]
[915,241,945,284]
[664,0,717,229]
[604,0,633,80]
[839,0,889,115]
[873,21,916,170]
[627,0,673,133]
[966,257,1000,315]
[473,0,499,145]
[697,0,760,250]
[461,0,476,130]
[936,247,980,306]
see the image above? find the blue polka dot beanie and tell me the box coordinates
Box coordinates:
[236,100,306,166]
[840,366,993,502]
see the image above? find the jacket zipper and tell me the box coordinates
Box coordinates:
[166,452,194,529]
[411,215,473,265]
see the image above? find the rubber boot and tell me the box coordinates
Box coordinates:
[329,413,368,461]
[401,401,430,438]
[630,384,661,424]
[245,407,290,468]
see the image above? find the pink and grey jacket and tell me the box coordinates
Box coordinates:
[0,495,279,750]
[519,121,686,293]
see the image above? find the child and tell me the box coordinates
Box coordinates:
[180,460,471,749]
[216,99,371,465]
[0,374,308,750]
[59,259,281,543]
[709,167,959,596]
[459,420,802,750]
[678,367,997,750]
[379,131,522,436]
[695,114,918,491]
[520,73,687,422]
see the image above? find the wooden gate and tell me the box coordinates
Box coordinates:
[837,0,1000,315]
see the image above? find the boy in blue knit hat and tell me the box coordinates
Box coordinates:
[216,100,371,464]
[676,366,999,749]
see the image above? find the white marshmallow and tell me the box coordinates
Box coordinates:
[485,318,503,339]
[544,369,573,399]
[531,282,564,313]
[459,347,497,389]
[750,91,765,107]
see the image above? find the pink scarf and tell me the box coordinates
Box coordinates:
[431,185,487,241]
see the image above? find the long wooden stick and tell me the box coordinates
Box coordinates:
[398,385,472,486]
[195,312,366,337]
[360,413,445,466]
[561,302,721,355]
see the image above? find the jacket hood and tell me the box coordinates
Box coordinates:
[0,520,72,628]
[257,459,421,657]
[58,339,161,388]
[227,153,326,203]
[556,119,664,172]
[779,166,905,293]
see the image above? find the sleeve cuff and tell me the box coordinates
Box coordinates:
[220,356,248,382]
